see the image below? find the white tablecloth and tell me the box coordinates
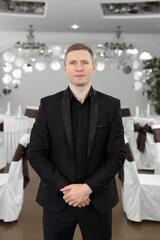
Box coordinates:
[0,114,35,169]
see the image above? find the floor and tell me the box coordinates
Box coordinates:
[0,163,160,240]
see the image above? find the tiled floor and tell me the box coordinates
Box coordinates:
[0,163,160,240]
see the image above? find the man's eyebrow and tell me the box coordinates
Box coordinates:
[69,59,76,62]
[69,59,89,62]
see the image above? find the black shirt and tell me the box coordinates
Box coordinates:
[69,87,92,183]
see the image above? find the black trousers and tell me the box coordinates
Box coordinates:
[43,205,112,240]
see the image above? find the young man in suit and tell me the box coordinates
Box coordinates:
[28,43,125,240]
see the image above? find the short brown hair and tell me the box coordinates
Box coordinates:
[64,43,94,65]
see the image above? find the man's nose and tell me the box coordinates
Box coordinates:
[76,63,83,71]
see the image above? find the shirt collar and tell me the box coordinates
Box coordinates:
[68,86,93,101]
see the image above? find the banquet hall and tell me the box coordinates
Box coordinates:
[0,0,160,239]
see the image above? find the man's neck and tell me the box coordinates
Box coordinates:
[69,83,91,104]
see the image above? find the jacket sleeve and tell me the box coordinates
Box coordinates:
[85,100,125,192]
[28,99,69,192]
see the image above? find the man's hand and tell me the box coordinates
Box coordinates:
[60,183,92,208]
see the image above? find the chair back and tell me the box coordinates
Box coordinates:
[24,105,39,118]
[0,121,6,170]
[123,136,139,183]
[122,137,141,217]
[0,122,3,131]
[122,131,160,222]
[119,136,138,182]
[152,124,160,174]
[0,133,30,222]
[0,121,4,147]
[8,133,30,188]
[152,124,160,143]
[131,117,156,170]
[121,107,131,117]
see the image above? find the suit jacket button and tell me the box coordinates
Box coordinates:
[72,163,75,167]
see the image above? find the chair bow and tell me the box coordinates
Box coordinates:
[0,122,3,131]
[134,123,153,153]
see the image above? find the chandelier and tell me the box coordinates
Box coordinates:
[104,26,136,57]
[94,27,152,91]
[1,25,66,94]
[95,26,138,72]
[15,25,48,62]
[0,25,152,95]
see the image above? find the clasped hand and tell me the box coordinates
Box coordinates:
[60,183,92,208]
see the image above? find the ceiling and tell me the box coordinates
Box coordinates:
[0,0,160,34]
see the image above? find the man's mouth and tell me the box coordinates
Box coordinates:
[75,75,85,77]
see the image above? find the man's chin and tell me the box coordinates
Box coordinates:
[76,83,86,87]
[69,79,91,87]
[75,81,90,87]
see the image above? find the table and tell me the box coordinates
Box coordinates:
[0,114,35,169]
[122,115,160,172]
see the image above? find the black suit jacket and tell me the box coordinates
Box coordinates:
[28,87,125,213]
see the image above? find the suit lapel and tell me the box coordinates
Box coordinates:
[62,87,99,160]
[87,88,99,159]
[62,88,73,156]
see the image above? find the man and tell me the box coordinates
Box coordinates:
[28,43,125,240]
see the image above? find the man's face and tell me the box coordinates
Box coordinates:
[63,50,96,87]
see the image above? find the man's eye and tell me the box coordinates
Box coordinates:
[70,62,75,65]
[83,61,88,64]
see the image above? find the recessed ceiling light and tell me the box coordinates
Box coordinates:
[0,1,46,16]
[71,24,79,30]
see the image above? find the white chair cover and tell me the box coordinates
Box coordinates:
[122,137,160,222]
[0,131,7,170]
[152,124,160,174]
[0,133,30,222]
[129,117,155,170]
[4,118,30,165]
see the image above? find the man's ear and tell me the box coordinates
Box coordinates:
[92,64,96,74]
[63,65,66,74]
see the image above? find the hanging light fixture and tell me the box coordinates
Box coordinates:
[0,24,153,95]
[0,25,66,94]
[14,25,51,64]
[105,26,135,57]
[1,24,53,76]
[95,26,138,72]
[1,25,66,73]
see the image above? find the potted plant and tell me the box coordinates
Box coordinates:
[143,57,160,115]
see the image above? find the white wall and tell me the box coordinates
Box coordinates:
[0,30,160,115]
